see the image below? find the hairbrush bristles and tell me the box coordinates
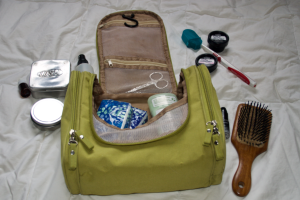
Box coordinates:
[237,101,272,147]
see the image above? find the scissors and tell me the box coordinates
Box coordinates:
[127,72,169,93]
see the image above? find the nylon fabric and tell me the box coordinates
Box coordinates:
[68,143,77,170]
[61,64,226,195]
[60,10,225,196]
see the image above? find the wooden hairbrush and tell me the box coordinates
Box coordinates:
[231,102,272,197]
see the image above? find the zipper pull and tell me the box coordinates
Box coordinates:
[208,120,224,161]
[68,129,78,145]
[204,121,213,146]
[211,120,220,135]
[68,143,77,170]
[105,59,113,67]
[212,133,224,161]
[68,129,78,170]
[74,130,94,150]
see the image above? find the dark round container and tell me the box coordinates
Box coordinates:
[195,53,218,73]
[207,31,229,53]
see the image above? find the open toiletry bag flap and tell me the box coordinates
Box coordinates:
[95,10,179,127]
[61,10,226,196]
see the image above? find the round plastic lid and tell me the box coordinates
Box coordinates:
[207,31,229,53]
[31,98,64,127]
[195,53,218,73]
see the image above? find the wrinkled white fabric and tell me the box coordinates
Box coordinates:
[0,0,299,199]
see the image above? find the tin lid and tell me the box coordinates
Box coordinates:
[31,98,64,127]
[29,60,70,91]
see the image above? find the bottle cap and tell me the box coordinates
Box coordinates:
[195,53,218,73]
[207,31,229,53]
[181,29,202,50]
[77,54,88,65]
[19,83,31,98]
[18,76,31,98]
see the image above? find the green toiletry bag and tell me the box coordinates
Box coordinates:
[61,10,226,196]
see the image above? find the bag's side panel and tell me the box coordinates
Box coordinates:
[194,65,226,184]
[183,66,225,186]
[209,77,226,184]
[61,72,83,194]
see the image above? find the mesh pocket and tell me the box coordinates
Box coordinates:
[105,68,172,94]
[93,104,188,144]
[102,26,166,61]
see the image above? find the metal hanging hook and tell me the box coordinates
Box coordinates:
[122,13,139,28]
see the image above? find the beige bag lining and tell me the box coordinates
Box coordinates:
[97,10,177,94]
[102,26,166,61]
[104,56,168,66]
[104,68,172,94]
[92,71,187,131]
[94,10,183,131]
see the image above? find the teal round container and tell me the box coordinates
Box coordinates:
[148,93,178,117]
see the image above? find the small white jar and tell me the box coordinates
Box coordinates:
[31,98,64,131]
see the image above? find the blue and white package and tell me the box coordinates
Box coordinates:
[130,107,148,129]
[97,100,132,129]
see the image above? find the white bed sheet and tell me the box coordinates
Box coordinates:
[0,0,299,199]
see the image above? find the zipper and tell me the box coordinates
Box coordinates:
[196,65,224,161]
[99,20,159,29]
[69,129,94,149]
[95,11,175,88]
[68,71,80,170]
[68,72,94,171]
[105,59,167,68]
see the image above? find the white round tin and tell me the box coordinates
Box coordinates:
[31,98,64,130]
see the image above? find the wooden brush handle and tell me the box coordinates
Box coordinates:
[232,148,257,196]
[231,104,269,197]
